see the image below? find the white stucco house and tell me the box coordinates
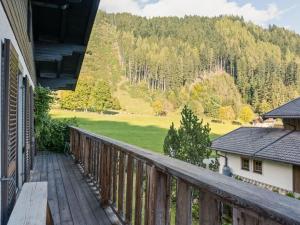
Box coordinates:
[212,98,300,194]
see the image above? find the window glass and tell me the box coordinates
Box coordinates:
[241,158,249,171]
[253,160,262,174]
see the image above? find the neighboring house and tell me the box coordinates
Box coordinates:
[0,0,99,224]
[212,97,300,195]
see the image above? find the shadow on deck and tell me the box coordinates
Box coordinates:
[30,151,119,225]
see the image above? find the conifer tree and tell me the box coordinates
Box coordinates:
[164,106,217,169]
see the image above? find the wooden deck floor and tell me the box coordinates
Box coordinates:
[30,152,118,225]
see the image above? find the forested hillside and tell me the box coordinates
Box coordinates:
[59,11,300,120]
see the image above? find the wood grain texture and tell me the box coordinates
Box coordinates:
[1,0,36,81]
[125,155,134,223]
[199,191,221,225]
[134,161,144,225]
[70,127,300,225]
[7,182,49,225]
[118,151,125,216]
[176,179,192,225]
[31,152,115,225]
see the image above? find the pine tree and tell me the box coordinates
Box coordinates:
[164,105,217,169]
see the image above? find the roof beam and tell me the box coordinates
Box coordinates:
[31,1,69,10]
[35,44,85,62]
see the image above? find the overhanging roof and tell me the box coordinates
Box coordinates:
[32,0,100,90]
[263,97,300,119]
[212,127,300,166]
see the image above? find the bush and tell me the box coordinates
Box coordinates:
[286,192,295,198]
[35,86,77,152]
[232,120,242,125]
[211,119,223,124]
[239,105,255,123]
[152,99,166,116]
[188,100,204,116]
[219,106,236,121]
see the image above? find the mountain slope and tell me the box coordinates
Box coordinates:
[59,12,300,118]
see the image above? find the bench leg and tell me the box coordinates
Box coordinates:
[46,203,54,225]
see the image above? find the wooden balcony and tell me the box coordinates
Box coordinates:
[31,127,300,225]
[30,152,119,225]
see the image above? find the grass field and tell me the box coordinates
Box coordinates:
[51,109,240,153]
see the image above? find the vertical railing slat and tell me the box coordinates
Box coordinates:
[112,148,118,207]
[176,179,192,225]
[134,160,143,225]
[146,166,170,225]
[199,191,221,225]
[118,151,125,216]
[126,155,134,223]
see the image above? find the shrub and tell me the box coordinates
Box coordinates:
[188,100,204,116]
[239,105,255,123]
[152,99,166,116]
[203,96,221,118]
[232,120,242,125]
[35,86,77,152]
[211,119,223,124]
[286,192,295,198]
[219,106,236,121]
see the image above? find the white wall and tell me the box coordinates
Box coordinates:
[219,153,294,191]
[0,3,35,222]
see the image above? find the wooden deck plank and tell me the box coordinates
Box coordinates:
[52,154,74,225]
[40,152,48,181]
[61,154,112,225]
[56,154,90,225]
[47,153,61,225]
[31,152,42,182]
[31,152,115,225]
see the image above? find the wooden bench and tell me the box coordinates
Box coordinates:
[7,182,53,225]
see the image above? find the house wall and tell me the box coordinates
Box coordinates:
[219,153,294,191]
[1,0,36,82]
[0,3,35,223]
[283,118,300,130]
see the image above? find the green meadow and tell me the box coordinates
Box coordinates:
[51,109,240,153]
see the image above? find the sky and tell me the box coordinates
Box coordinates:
[99,0,300,34]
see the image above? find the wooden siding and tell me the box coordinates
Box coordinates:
[283,118,300,130]
[1,39,19,224]
[1,0,36,83]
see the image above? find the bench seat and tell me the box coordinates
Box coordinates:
[7,182,53,225]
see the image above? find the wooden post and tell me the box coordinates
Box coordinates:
[199,191,221,225]
[144,166,150,225]
[135,161,143,225]
[100,144,111,206]
[176,179,192,225]
[112,148,118,206]
[83,136,90,176]
[146,166,170,225]
[118,151,125,216]
[126,155,134,224]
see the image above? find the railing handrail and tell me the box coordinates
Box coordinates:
[70,126,300,225]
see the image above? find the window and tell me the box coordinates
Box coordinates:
[241,158,249,171]
[253,160,263,174]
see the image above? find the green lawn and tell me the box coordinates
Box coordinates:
[51,109,240,153]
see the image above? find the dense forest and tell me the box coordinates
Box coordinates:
[59,11,300,120]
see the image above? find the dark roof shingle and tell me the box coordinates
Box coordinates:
[257,131,300,165]
[263,97,300,119]
[212,127,300,165]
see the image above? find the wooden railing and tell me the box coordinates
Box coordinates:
[70,127,300,225]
